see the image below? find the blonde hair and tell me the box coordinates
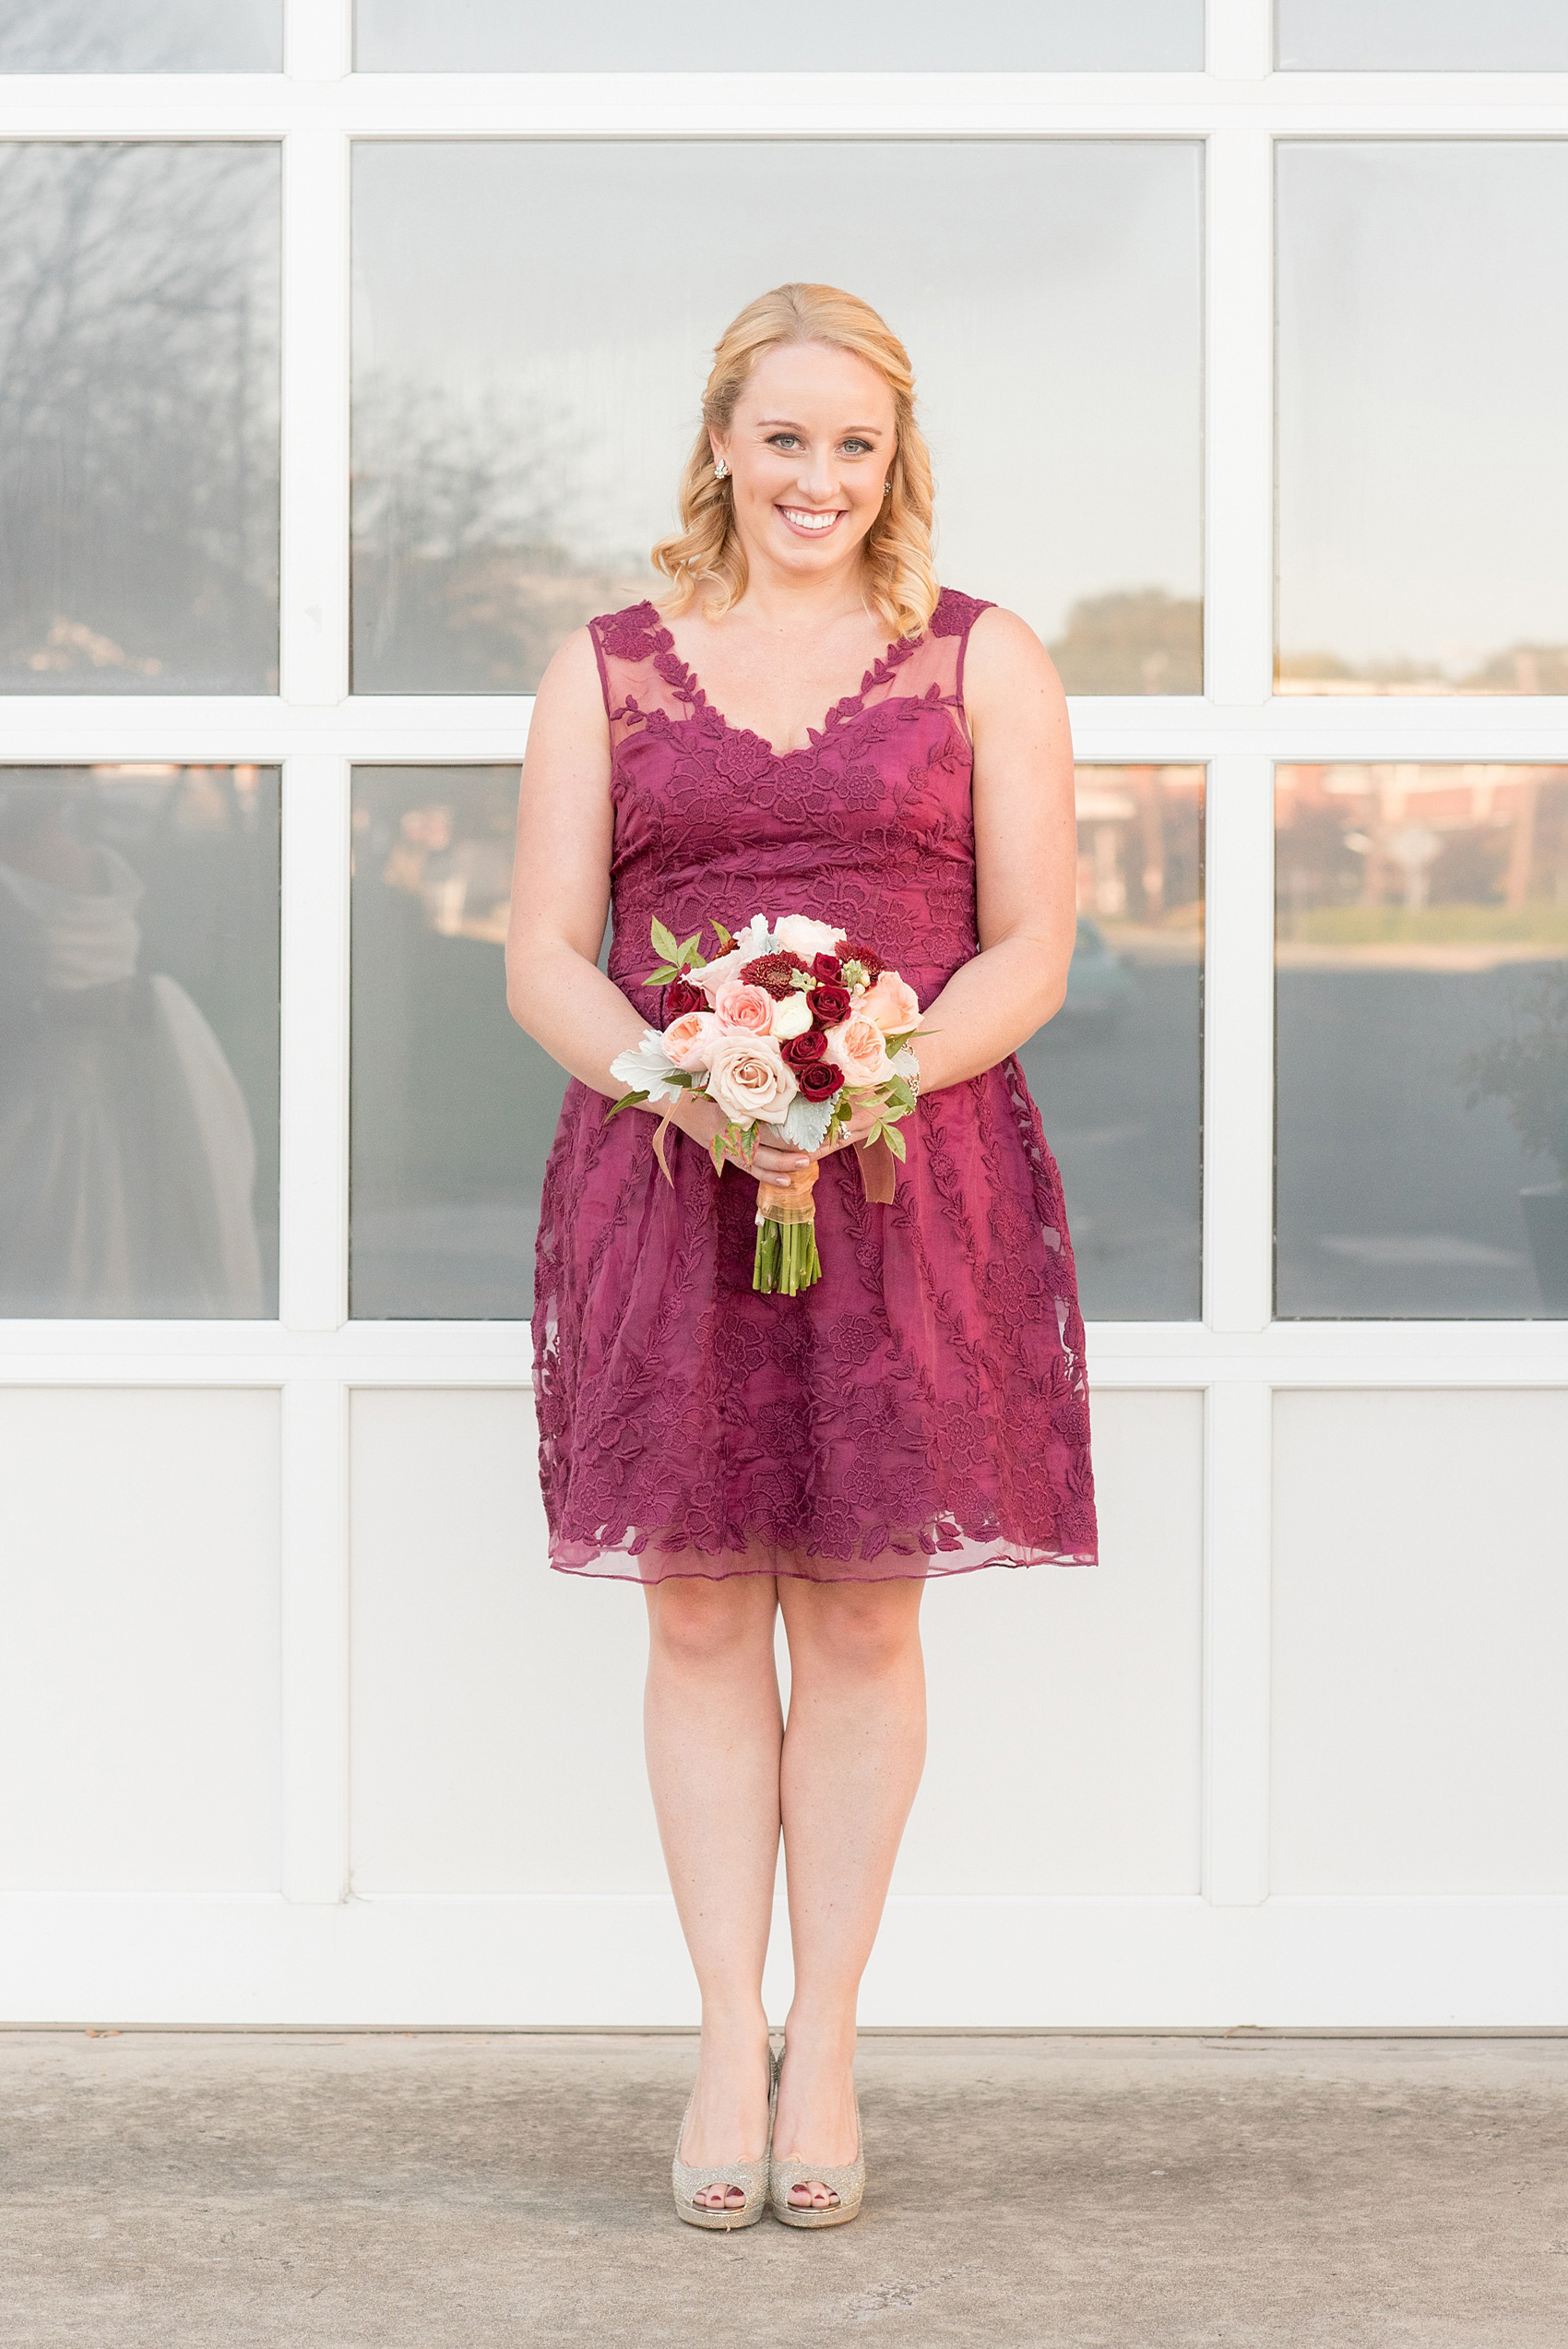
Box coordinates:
[651,283,939,641]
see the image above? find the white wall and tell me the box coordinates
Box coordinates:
[2,1376,1564,2026]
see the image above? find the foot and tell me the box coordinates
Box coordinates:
[679,2023,772,2214]
[771,2034,859,2211]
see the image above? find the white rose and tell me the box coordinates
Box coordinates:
[704,1033,799,1125]
[769,990,813,1040]
[773,913,843,960]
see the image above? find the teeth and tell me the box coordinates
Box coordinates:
[781,508,838,532]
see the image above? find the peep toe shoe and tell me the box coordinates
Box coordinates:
[768,2078,865,2229]
[671,2050,778,2231]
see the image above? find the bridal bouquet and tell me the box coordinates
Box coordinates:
[609,912,925,1294]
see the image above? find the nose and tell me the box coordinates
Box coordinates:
[793,447,838,505]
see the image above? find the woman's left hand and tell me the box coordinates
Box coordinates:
[811,1096,884,1159]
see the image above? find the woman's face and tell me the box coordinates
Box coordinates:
[710,340,897,585]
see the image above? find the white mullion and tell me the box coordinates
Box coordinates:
[1202,1380,1274,1905]
[1203,754,1277,1332]
[279,1377,350,1902]
[1206,0,1274,82]
[279,126,350,705]
[285,0,351,83]
[279,755,350,1331]
[1205,128,1276,708]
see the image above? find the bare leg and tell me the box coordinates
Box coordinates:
[644,1572,781,2212]
[772,1577,927,2208]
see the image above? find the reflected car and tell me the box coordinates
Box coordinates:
[1060,917,1134,1029]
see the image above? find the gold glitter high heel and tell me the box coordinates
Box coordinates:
[671,2045,777,2231]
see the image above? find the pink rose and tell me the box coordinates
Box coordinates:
[705,1033,800,1124]
[714,979,777,1035]
[857,970,921,1035]
[661,1008,721,1068]
[824,1012,893,1089]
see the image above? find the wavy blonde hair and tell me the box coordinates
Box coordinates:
[651,283,939,641]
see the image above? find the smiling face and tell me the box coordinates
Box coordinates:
[709,340,897,587]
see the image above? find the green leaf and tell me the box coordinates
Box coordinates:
[607,1090,650,1117]
[650,916,680,961]
[710,919,735,952]
[677,932,701,967]
[644,963,681,984]
[883,1124,907,1162]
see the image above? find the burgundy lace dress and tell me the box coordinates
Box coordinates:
[532,588,1097,1582]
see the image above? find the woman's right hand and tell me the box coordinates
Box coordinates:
[664,1091,814,1185]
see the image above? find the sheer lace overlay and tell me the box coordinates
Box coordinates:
[533,590,1097,1580]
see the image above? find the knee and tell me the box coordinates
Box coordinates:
[788,1583,922,1681]
[647,1575,773,1670]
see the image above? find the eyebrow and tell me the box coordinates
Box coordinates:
[755,417,885,437]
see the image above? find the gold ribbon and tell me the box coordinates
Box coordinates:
[754,1160,820,1225]
[853,1134,897,1205]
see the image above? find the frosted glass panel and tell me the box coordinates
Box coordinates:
[0,143,280,693]
[1276,764,1568,1318]
[352,141,1202,696]
[0,767,279,1318]
[1278,2,1568,71]
[350,767,567,1319]
[1018,768,1205,1320]
[1277,144,1568,695]
[0,0,280,69]
[356,0,1203,70]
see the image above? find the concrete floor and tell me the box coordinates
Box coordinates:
[2,2032,1565,2348]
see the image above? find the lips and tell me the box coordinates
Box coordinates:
[778,507,843,536]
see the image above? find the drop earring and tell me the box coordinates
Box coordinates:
[713,458,729,480]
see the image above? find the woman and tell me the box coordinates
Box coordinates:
[507,283,1096,2229]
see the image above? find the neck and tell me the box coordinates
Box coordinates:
[728,545,872,635]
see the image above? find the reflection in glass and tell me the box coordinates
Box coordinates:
[1277,2,1568,71]
[352,142,1201,695]
[351,768,568,1318]
[1277,765,1568,1318]
[0,0,280,69]
[1017,767,1205,1319]
[1277,144,1568,695]
[0,767,279,1318]
[356,0,1202,71]
[0,143,280,693]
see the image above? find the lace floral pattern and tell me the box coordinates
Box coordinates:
[533,589,1097,1580]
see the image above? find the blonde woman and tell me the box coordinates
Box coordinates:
[507,284,1096,2228]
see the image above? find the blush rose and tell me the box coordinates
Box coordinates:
[858,971,921,1034]
[661,1008,721,1069]
[825,1011,893,1088]
[705,1034,800,1124]
[714,979,778,1036]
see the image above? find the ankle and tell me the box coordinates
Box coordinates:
[780,2009,858,2069]
[697,2004,770,2056]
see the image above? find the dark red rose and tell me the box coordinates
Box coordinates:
[797,1058,843,1103]
[781,1028,827,1068]
[739,949,810,999]
[809,981,852,1028]
[663,977,705,1018]
[834,936,885,981]
[811,952,843,983]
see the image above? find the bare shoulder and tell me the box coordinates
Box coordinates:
[962,605,1069,737]
[532,624,605,721]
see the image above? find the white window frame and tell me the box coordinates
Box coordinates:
[1,0,1565,1914]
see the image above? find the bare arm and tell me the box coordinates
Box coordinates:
[505,628,813,1177]
[911,607,1076,1091]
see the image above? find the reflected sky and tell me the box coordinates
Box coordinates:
[0,0,280,69]
[1277,144,1568,690]
[355,0,1202,71]
[352,140,1202,695]
[1277,0,1568,71]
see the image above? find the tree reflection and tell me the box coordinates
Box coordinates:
[0,141,279,692]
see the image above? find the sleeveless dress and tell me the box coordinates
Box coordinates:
[532,589,1098,1582]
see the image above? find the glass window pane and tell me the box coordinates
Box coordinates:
[356,0,1202,71]
[1277,144,1568,696]
[0,143,280,694]
[352,141,1202,697]
[0,765,279,1318]
[0,1,281,71]
[1278,2,1568,71]
[1017,766,1205,1319]
[1277,764,1568,1318]
[350,767,566,1319]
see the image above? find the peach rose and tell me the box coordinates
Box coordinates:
[824,1012,893,1089]
[857,970,921,1035]
[661,1008,721,1068]
[714,979,777,1035]
[773,912,842,960]
[705,1033,799,1125]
